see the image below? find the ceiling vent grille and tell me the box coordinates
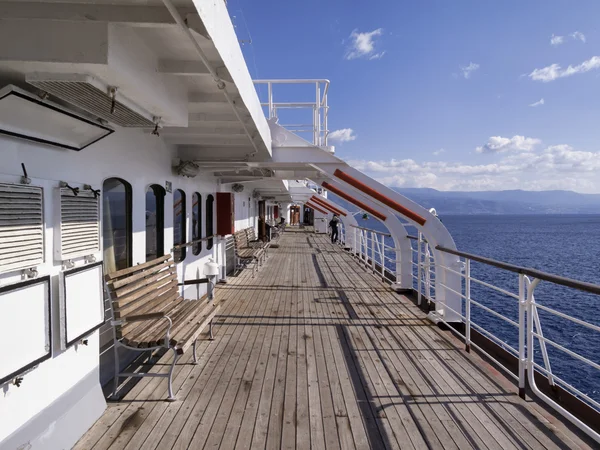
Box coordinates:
[26,74,155,128]
[58,188,100,260]
[0,183,44,274]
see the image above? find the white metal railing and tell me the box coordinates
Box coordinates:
[348,224,396,282]
[253,79,330,146]
[406,233,600,444]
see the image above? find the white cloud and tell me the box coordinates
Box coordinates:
[529,98,545,107]
[551,34,565,46]
[460,62,480,79]
[530,56,600,82]
[345,29,385,60]
[346,144,600,192]
[433,148,446,156]
[571,31,586,43]
[329,128,357,142]
[475,135,542,153]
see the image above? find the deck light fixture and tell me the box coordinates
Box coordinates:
[0,85,113,151]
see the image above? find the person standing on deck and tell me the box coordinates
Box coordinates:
[329,214,340,243]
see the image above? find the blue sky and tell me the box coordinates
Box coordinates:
[229,0,600,193]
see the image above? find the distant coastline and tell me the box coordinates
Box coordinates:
[328,188,600,215]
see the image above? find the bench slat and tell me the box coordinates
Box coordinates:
[109,261,174,290]
[120,297,188,343]
[113,273,178,310]
[117,292,181,339]
[105,254,171,281]
[111,267,175,298]
[175,304,220,354]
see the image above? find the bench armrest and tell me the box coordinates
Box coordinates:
[126,312,166,322]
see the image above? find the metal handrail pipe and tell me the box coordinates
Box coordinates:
[469,276,521,300]
[349,224,391,236]
[470,322,519,355]
[534,303,600,333]
[469,299,520,327]
[531,332,600,372]
[171,235,216,250]
[432,312,520,382]
[530,361,600,411]
[437,245,600,295]
[435,280,468,300]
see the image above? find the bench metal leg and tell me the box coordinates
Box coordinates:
[192,339,198,365]
[209,320,214,340]
[167,348,179,401]
[112,341,120,399]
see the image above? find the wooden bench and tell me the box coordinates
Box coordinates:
[245,226,270,257]
[233,230,264,277]
[105,254,220,401]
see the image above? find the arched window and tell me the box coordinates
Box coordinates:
[206,194,214,250]
[192,192,202,255]
[145,184,165,261]
[102,178,132,273]
[173,189,186,262]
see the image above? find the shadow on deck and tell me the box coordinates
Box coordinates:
[76,232,595,450]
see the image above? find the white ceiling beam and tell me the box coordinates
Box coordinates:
[163,135,251,146]
[189,113,241,122]
[0,2,197,27]
[158,60,233,82]
[162,126,247,136]
[189,93,239,104]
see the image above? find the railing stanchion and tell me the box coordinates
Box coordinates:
[417,232,422,305]
[465,259,471,353]
[371,232,376,273]
[518,273,526,398]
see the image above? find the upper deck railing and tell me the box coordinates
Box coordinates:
[253,79,330,147]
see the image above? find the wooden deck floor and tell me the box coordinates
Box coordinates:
[77,232,594,450]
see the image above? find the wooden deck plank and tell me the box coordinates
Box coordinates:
[248,254,292,449]
[204,250,282,449]
[76,231,596,450]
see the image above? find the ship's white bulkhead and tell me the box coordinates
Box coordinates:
[0,1,274,448]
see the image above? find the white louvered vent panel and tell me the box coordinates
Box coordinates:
[59,188,100,260]
[0,183,44,274]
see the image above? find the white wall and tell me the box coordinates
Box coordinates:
[0,127,242,443]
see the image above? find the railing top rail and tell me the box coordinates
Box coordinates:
[253,79,330,84]
[436,245,600,296]
[349,224,391,237]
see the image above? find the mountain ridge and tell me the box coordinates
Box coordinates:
[327,188,600,215]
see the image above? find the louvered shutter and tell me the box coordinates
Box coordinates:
[0,183,44,274]
[58,188,100,260]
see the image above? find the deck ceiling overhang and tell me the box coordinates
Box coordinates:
[0,0,271,160]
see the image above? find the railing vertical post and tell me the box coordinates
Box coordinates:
[353,227,357,257]
[324,89,328,146]
[267,82,273,119]
[526,277,535,401]
[417,232,422,305]
[371,232,376,273]
[518,273,526,398]
[316,82,321,146]
[465,259,471,353]
[380,238,385,281]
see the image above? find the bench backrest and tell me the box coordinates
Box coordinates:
[246,227,258,242]
[233,230,250,250]
[104,254,180,321]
